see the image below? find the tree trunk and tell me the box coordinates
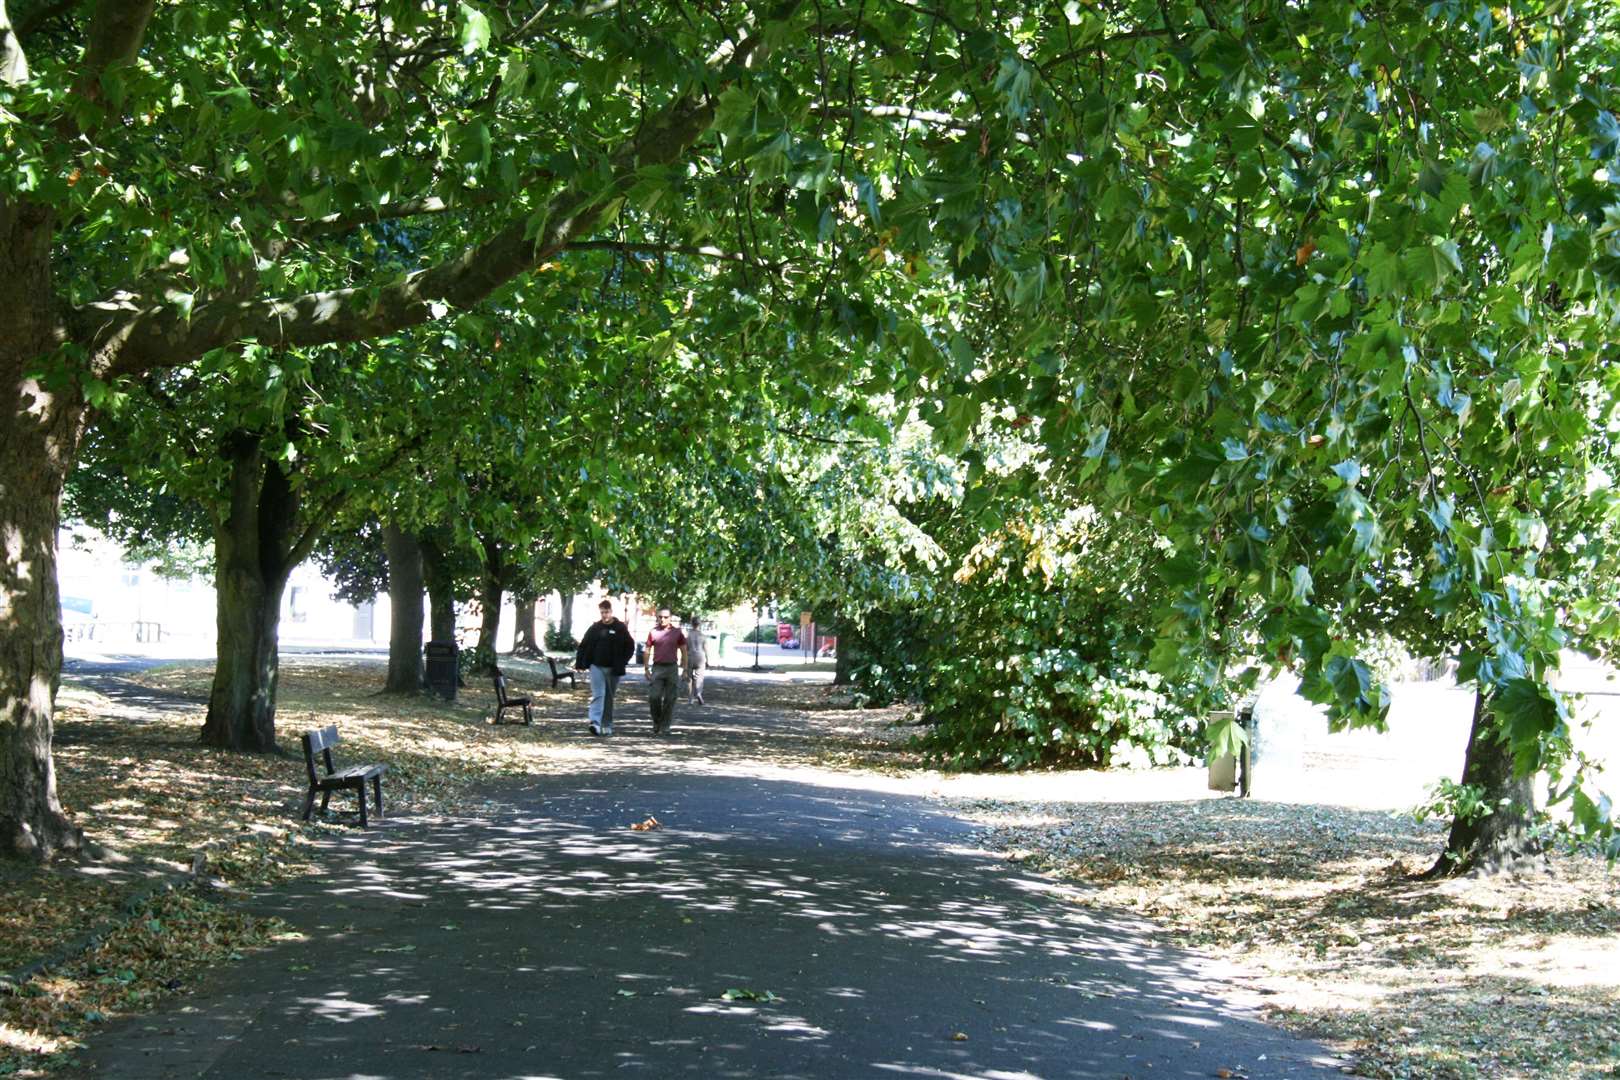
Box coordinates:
[513,597,539,656]
[833,645,854,687]
[1426,687,1540,878]
[199,435,298,752]
[421,532,457,643]
[558,590,575,640]
[383,523,425,692]
[0,197,87,860]
[470,539,503,675]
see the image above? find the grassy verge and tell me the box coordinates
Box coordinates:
[957,794,1620,1079]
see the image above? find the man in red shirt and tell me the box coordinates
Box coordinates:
[644,608,686,735]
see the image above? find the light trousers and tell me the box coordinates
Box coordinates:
[588,665,622,733]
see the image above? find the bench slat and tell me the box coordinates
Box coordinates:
[303,724,340,753]
[326,764,385,781]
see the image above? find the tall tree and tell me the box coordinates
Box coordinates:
[7,0,1620,865]
[381,522,427,693]
[71,343,425,748]
[912,1,1620,866]
[1,0,811,855]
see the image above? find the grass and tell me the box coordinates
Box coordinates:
[957,793,1620,1079]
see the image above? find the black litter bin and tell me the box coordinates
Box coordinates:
[424,641,459,701]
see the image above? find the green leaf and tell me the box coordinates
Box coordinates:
[1363,243,1401,297]
[1290,565,1313,603]
[994,57,1033,120]
[459,2,492,54]
[1494,678,1565,773]
[1432,238,1463,276]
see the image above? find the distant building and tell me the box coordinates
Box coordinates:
[57,525,375,648]
[56,524,636,654]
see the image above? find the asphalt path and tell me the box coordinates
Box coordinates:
[60,654,1339,1079]
[74,777,1339,1078]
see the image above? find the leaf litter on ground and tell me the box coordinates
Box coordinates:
[956,793,1620,1080]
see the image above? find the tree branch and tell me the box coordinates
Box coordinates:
[81,2,804,378]
[287,429,427,569]
[291,188,521,239]
[0,0,29,84]
[771,421,876,448]
[565,238,788,270]
[72,0,154,109]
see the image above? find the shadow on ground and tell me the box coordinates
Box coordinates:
[75,768,1341,1079]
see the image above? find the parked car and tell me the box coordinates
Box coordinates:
[776,623,799,648]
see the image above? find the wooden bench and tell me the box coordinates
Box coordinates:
[300,725,385,827]
[545,655,579,688]
[492,669,533,724]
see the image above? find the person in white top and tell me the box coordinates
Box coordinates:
[683,616,708,706]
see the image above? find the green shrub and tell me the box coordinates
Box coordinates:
[458,642,496,677]
[544,623,578,653]
[919,648,1206,771]
[843,514,1213,770]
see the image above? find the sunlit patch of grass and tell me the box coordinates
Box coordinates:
[962,797,1620,1079]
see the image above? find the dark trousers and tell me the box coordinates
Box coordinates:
[648,663,679,730]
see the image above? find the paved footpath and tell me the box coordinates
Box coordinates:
[74,679,1342,1079]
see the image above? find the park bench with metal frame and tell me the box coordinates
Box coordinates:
[544,656,579,689]
[492,669,534,724]
[300,725,385,827]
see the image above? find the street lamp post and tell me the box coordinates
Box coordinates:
[751,600,763,672]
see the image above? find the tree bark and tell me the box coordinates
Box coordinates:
[470,535,503,674]
[420,532,457,644]
[833,644,854,687]
[199,435,299,752]
[558,590,575,641]
[383,523,425,692]
[0,197,86,860]
[1426,687,1540,878]
[1,0,30,83]
[513,597,539,656]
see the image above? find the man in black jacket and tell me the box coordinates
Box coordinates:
[574,599,636,736]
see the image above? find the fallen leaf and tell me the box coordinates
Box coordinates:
[629,815,662,832]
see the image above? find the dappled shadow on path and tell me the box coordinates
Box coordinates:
[80,772,1340,1080]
